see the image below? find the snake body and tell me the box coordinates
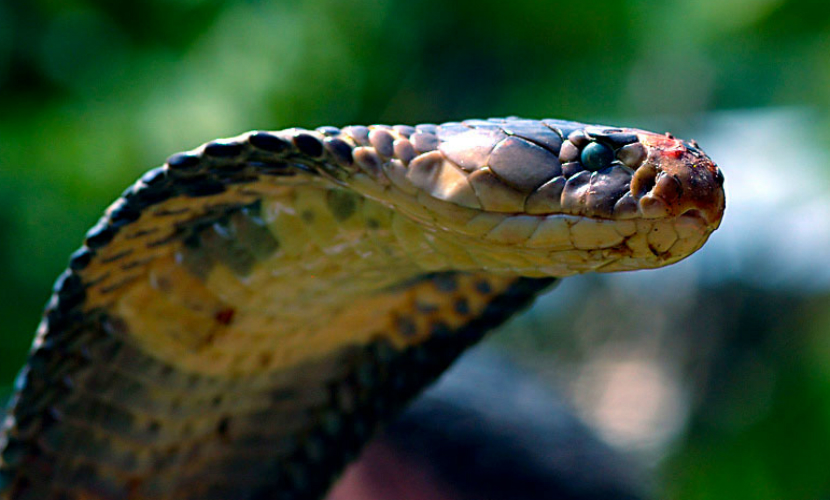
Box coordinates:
[0,117,724,499]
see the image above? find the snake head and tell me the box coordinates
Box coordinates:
[342,118,726,275]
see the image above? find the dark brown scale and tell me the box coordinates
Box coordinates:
[541,118,584,138]
[584,126,638,148]
[53,272,85,308]
[68,247,94,271]
[342,126,370,145]
[617,142,647,168]
[204,141,245,158]
[599,132,639,148]
[560,170,592,212]
[436,122,470,141]
[368,129,395,158]
[562,161,584,178]
[393,138,416,164]
[411,131,438,153]
[353,147,382,177]
[292,133,324,158]
[393,125,415,138]
[526,177,566,214]
[323,137,354,166]
[501,120,564,154]
[584,166,633,217]
[488,136,561,192]
[141,167,168,186]
[654,172,684,203]
[166,153,201,170]
[567,130,591,148]
[127,182,175,208]
[315,126,340,137]
[84,222,117,249]
[438,127,506,171]
[108,200,142,227]
[631,163,658,197]
[249,132,291,153]
[463,119,501,129]
[559,141,580,163]
[415,123,437,134]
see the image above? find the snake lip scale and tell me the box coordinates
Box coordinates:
[1,117,724,500]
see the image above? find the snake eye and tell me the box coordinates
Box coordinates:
[580,141,614,171]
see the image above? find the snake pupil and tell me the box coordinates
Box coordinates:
[580,141,614,171]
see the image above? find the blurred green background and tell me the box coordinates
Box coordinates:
[1,0,830,498]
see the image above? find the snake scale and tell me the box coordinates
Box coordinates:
[0,117,724,499]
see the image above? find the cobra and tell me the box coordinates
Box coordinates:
[0,117,725,499]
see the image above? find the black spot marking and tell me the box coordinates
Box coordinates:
[326,189,358,221]
[433,274,458,292]
[395,315,418,337]
[475,280,492,294]
[147,421,161,435]
[454,297,470,315]
[415,301,438,313]
[217,417,230,437]
[215,308,235,325]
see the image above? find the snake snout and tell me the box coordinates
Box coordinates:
[637,132,725,229]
